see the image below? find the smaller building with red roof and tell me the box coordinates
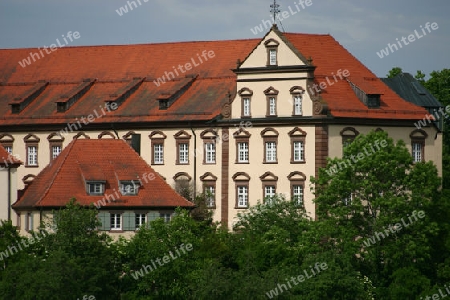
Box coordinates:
[12,138,194,236]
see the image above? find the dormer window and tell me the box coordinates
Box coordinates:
[264,39,280,66]
[87,181,105,195]
[120,181,140,195]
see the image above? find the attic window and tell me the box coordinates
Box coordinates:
[120,181,140,195]
[264,38,280,66]
[87,181,105,195]
[11,104,21,114]
[367,95,380,108]
[159,100,168,110]
[56,102,67,112]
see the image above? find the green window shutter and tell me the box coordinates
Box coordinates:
[147,211,159,224]
[123,212,135,231]
[98,212,110,230]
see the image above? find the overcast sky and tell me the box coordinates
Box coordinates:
[1,0,449,78]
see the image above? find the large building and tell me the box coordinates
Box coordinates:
[0,25,442,229]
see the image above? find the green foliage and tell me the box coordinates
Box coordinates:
[387,67,403,78]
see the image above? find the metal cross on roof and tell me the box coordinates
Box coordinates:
[270,0,280,24]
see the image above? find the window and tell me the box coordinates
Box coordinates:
[294,141,305,162]
[153,144,164,164]
[110,213,122,230]
[52,146,62,159]
[26,213,33,232]
[288,171,306,207]
[179,143,189,164]
[290,86,305,116]
[27,146,38,166]
[135,213,146,229]
[174,130,191,165]
[238,142,249,163]
[268,97,276,116]
[160,213,172,223]
[412,142,422,162]
[410,129,427,163]
[343,194,353,206]
[293,185,304,206]
[264,186,276,203]
[234,128,251,164]
[260,171,278,204]
[4,146,12,154]
[293,95,302,115]
[149,131,166,165]
[120,181,139,195]
[233,172,250,209]
[87,182,105,195]
[200,172,217,209]
[340,127,359,154]
[243,98,251,117]
[238,87,253,118]
[24,133,40,167]
[269,49,277,65]
[205,185,215,208]
[264,87,278,117]
[261,128,279,164]
[205,142,216,163]
[0,133,14,155]
[265,142,277,162]
[16,213,21,229]
[237,186,248,208]
[264,38,279,66]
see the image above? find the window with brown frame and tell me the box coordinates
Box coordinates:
[264,87,279,117]
[289,127,307,164]
[261,128,279,164]
[410,129,427,163]
[233,172,250,209]
[0,133,14,155]
[264,38,280,66]
[260,171,278,204]
[340,127,359,154]
[290,86,305,116]
[233,128,251,164]
[238,87,253,118]
[200,129,218,165]
[174,130,191,165]
[24,134,40,167]
[149,131,167,165]
[287,171,306,207]
[47,133,64,161]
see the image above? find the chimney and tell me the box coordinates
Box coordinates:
[131,134,141,155]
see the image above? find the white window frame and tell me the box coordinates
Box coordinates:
[265,142,277,162]
[160,213,171,223]
[269,49,277,65]
[135,213,146,229]
[269,97,276,116]
[412,142,422,163]
[243,98,250,117]
[237,186,248,208]
[293,95,302,115]
[120,181,139,195]
[4,146,12,154]
[205,185,215,208]
[179,143,189,164]
[154,144,164,164]
[110,213,122,230]
[205,142,216,164]
[88,182,104,195]
[293,185,304,206]
[27,146,38,166]
[293,141,304,162]
[238,142,249,163]
[264,186,276,203]
[52,145,62,159]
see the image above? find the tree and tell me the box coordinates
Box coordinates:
[387,67,403,78]
[312,130,441,299]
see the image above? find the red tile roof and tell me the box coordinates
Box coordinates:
[0,144,22,167]
[0,30,428,124]
[12,139,194,209]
